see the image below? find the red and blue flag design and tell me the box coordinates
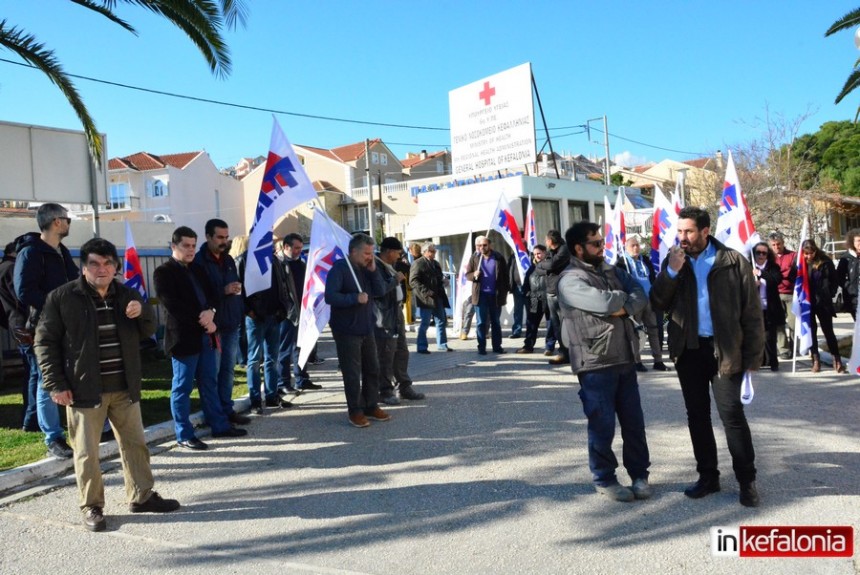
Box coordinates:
[490,194,530,281]
[123,221,148,301]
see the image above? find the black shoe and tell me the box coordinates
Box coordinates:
[279,398,294,408]
[278,385,299,396]
[22,423,41,433]
[264,397,280,407]
[228,412,251,425]
[443,347,454,352]
[129,492,181,513]
[778,352,792,360]
[100,429,115,443]
[548,355,569,365]
[684,476,721,499]
[739,481,760,507]
[417,349,431,354]
[510,333,522,339]
[493,348,506,354]
[177,437,208,450]
[300,381,323,390]
[250,401,264,415]
[309,357,326,365]
[652,362,670,371]
[47,438,73,459]
[399,385,425,400]
[478,349,487,356]
[212,426,248,438]
[635,362,648,372]
[83,506,106,532]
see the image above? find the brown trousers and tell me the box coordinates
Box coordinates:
[67,391,154,510]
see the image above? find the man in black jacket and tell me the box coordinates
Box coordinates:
[517,244,556,354]
[465,236,510,355]
[36,238,179,532]
[410,242,452,354]
[155,226,247,451]
[375,237,426,404]
[536,229,571,365]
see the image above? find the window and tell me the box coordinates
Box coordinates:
[347,205,368,232]
[148,179,168,198]
[380,153,388,166]
[108,183,129,210]
[371,151,379,165]
[436,160,444,174]
[568,201,588,227]
[531,199,560,237]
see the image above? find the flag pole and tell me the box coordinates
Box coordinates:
[312,199,363,293]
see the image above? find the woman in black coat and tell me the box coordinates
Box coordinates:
[801,239,845,373]
[752,242,786,371]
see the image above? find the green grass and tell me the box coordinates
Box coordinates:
[0,350,249,472]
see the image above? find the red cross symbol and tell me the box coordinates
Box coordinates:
[478,81,496,106]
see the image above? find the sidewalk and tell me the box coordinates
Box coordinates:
[1,320,858,575]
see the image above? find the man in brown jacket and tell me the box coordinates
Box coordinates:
[650,207,764,507]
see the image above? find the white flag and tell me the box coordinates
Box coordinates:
[296,209,353,369]
[740,371,755,405]
[452,232,474,335]
[246,118,318,296]
[715,150,760,258]
[525,195,537,252]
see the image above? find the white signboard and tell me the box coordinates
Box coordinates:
[449,63,536,177]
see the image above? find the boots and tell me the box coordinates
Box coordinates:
[811,353,821,373]
[834,357,847,374]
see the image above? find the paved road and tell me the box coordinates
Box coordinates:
[1,321,858,575]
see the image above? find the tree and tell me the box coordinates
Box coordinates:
[0,0,248,167]
[825,7,860,120]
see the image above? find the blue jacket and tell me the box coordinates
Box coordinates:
[325,258,385,336]
[194,247,244,331]
[13,233,79,328]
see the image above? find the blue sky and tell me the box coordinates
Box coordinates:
[1,1,857,170]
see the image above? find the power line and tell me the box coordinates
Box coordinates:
[1,57,709,156]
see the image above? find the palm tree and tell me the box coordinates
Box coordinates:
[826,7,860,120]
[0,0,248,166]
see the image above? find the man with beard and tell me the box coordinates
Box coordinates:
[14,203,79,458]
[557,222,652,503]
[650,207,763,507]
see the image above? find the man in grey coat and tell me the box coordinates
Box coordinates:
[557,221,652,503]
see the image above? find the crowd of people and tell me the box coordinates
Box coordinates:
[2,201,855,529]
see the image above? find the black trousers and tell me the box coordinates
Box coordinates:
[675,338,756,484]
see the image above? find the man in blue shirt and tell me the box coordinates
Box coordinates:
[651,207,764,507]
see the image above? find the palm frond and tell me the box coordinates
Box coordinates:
[0,21,103,166]
[835,68,860,104]
[219,0,249,30]
[825,8,860,36]
[68,0,137,34]
[118,0,231,78]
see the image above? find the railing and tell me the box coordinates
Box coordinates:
[350,181,410,202]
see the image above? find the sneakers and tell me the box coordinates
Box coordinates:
[250,401,264,415]
[595,482,635,502]
[635,362,648,372]
[380,392,401,405]
[399,385,426,400]
[631,478,653,500]
[365,407,391,422]
[47,438,73,459]
[129,492,181,513]
[83,506,105,532]
[652,362,670,372]
[348,413,370,428]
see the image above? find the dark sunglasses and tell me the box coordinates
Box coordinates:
[584,239,605,248]
[754,251,768,256]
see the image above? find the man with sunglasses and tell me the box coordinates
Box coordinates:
[14,203,79,459]
[557,222,652,503]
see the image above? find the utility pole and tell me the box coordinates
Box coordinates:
[377,170,385,238]
[602,115,610,190]
[364,139,374,241]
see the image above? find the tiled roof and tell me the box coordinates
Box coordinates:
[108,151,202,171]
[402,150,446,168]
[683,158,713,170]
[330,139,380,162]
[297,145,341,162]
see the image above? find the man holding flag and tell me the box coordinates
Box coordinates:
[324,233,390,428]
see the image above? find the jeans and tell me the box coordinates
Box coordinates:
[278,319,310,388]
[511,284,525,336]
[475,292,503,352]
[214,328,240,416]
[546,293,568,358]
[21,344,64,445]
[417,301,448,351]
[246,315,281,404]
[577,365,650,486]
[170,334,230,441]
[19,345,38,430]
[675,339,756,483]
[332,332,380,414]
[524,308,555,351]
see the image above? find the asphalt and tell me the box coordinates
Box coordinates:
[1,318,858,575]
